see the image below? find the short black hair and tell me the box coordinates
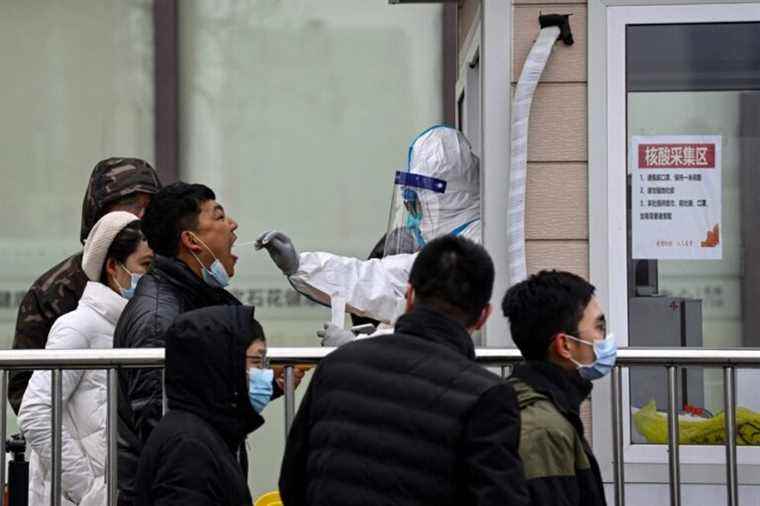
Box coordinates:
[141,182,215,257]
[99,220,144,283]
[250,314,266,343]
[502,270,596,360]
[408,235,494,327]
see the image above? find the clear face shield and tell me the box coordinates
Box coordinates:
[383,171,447,257]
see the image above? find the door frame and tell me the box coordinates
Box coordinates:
[588,0,760,484]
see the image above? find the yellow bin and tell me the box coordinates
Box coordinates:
[255,491,283,506]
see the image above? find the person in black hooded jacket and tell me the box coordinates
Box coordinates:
[135,305,268,506]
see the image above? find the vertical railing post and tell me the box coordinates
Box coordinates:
[0,369,7,496]
[107,369,119,506]
[611,366,625,506]
[161,368,167,415]
[51,369,63,506]
[666,365,681,506]
[284,366,296,441]
[723,366,738,506]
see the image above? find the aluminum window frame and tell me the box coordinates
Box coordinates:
[480,0,513,347]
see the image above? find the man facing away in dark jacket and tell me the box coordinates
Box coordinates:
[136,305,269,506]
[502,270,613,506]
[279,235,530,506]
[10,157,161,413]
[114,182,242,504]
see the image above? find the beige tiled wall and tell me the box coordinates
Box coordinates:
[526,163,588,240]
[512,5,589,286]
[458,0,592,443]
[524,84,588,161]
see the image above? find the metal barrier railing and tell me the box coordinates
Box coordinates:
[0,349,162,506]
[0,347,758,506]
[607,348,760,506]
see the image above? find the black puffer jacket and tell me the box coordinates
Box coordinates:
[114,255,240,502]
[135,305,264,506]
[279,305,530,506]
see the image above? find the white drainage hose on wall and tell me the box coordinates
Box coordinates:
[508,16,572,284]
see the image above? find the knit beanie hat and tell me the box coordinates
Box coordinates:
[82,211,141,281]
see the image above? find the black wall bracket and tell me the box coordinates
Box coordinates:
[539,13,574,46]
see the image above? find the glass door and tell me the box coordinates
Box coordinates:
[605,3,760,475]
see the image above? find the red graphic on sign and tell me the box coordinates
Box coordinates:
[700,224,720,248]
[638,144,716,169]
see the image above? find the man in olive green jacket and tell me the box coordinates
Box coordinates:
[502,270,615,506]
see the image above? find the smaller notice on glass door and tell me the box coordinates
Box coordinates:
[631,135,722,260]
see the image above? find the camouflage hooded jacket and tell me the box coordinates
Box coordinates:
[9,158,161,413]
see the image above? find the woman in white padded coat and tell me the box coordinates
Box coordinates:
[18,211,153,506]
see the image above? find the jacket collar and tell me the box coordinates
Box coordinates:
[511,361,592,416]
[79,281,127,325]
[393,305,475,360]
[151,255,239,306]
[152,254,205,289]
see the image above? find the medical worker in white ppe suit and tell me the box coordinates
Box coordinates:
[257,126,481,342]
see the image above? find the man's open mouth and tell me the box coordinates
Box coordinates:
[230,235,238,261]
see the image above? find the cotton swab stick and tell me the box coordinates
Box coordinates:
[232,240,257,249]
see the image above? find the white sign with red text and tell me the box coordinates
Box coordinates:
[631,135,722,260]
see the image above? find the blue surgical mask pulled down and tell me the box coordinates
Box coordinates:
[188,232,230,288]
[201,259,230,288]
[248,368,274,414]
[116,265,142,300]
[566,333,617,381]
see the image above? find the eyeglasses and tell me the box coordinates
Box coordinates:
[246,355,270,369]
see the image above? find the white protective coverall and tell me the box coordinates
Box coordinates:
[19,281,126,506]
[289,126,481,324]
